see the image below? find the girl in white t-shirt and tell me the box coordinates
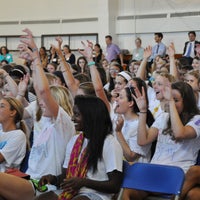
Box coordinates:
[0,97,27,172]
[114,77,154,163]
[37,95,123,200]
[17,29,75,180]
[0,28,76,200]
[122,81,200,199]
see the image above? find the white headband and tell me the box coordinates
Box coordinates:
[118,71,132,82]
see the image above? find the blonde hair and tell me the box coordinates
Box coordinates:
[50,85,73,117]
[186,70,200,80]
[36,85,73,121]
[3,96,30,150]
[159,72,176,83]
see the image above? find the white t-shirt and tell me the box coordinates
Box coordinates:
[122,119,151,163]
[151,113,200,172]
[26,101,75,179]
[0,129,26,172]
[63,134,123,200]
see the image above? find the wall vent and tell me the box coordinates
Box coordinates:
[21,19,60,25]
[62,17,98,23]
[117,14,167,20]
[0,21,18,25]
[171,11,200,18]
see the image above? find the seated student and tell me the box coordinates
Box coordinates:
[37,95,123,200]
[114,78,154,163]
[122,81,200,199]
[17,28,75,180]
[0,95,121,200]
[0,96,28,172]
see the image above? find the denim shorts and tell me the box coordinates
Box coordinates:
[76,193,103,200]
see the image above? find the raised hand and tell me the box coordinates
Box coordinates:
[167,42,175,58]
[132,86,147,112]
[51,36,63,55]
[162,80,173,101]
[18,44,34,61]
[115,115,124,133]
[19,28,40,64]
[18,74,30,95]
[143,46,152,59]
[20,28,37,50]
[78,40,93,61]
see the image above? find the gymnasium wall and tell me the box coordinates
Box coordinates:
[0,0,200,62]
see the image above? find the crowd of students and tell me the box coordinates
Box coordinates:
[0,29,199,200]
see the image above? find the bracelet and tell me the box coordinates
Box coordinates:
[139,111,147,113]
[88,61,95,67]
[32,47,38,52]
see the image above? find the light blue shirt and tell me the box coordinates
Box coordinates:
[150,42,166,61]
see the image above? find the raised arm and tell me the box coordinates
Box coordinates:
[51,37,78,97]
[79,41,110,112]
[133,87,158,145]
[16,74,29,106]
[136,46,152,80]
[20,28,59,118]
[168,42,179,80]
[115,115,140,162]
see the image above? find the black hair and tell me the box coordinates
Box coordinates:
[108,62,123,92]
[188,31,196,37]
[154,32,163,39]
[63,44,71,53]
[1,59,8,64]
[105,35,112,40]
[74,95,113,173]
[125,77,154,127]
[163,81,200,138]
[53,70,66,87]
[0,46,9,54]
[77,56,88,74]
[172,81,200,124]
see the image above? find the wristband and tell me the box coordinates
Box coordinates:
[88,61,95,67]
[139,111,147,114]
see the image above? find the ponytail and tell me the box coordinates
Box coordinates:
[18,120,30,151]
